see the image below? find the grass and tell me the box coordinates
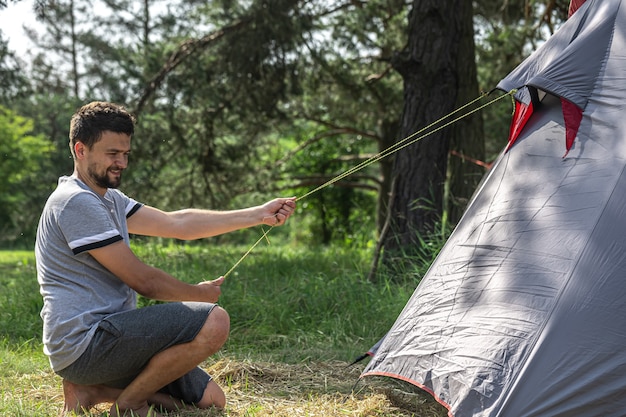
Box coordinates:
[0,241,447,417]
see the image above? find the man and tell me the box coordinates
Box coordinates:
[35,101,296,417]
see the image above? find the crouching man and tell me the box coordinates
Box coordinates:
[35,101,296,416]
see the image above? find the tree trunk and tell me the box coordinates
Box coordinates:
[382,0,479,263]
[446,2,484,224]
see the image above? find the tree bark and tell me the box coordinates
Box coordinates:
[446,2,484,224]
[382,0,480,261]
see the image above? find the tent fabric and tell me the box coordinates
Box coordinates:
[500,0,617,152]
[360,0,626,416]
[497,0,616,109]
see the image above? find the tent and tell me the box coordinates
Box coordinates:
[360,0,626,415]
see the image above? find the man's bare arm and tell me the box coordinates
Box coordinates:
[89,240,223,302]
[127,197,296,240]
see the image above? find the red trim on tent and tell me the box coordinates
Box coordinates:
[505,101,534,152]
[561,98,583,157]
[506,98,582,156]
[569,0,587,17]
[361,370,455,417]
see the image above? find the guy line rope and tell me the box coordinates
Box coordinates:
[221,89,517,279]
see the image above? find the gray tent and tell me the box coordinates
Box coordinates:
[361,0,626,415]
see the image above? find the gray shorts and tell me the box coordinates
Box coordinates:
[57,301,217,404]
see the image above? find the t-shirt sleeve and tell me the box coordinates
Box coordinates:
[59,192,123,255]
[126,198,143,218]
[111,188,143,219]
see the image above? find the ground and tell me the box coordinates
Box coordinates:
[18,359,448,416]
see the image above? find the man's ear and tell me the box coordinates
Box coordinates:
[74,141,86,159]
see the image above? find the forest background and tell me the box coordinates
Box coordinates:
[0,0,571,271]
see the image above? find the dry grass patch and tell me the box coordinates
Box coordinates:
[205,359,447,417]
[5,359,447,417]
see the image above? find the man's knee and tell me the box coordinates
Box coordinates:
[194,306,230,353]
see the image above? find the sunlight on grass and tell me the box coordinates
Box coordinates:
[1,338,62,417]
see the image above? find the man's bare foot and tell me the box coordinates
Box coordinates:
[61,379,120,415]
[109,403,164,417]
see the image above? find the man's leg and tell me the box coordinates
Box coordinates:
[109,306,229,417]
[58,302,225,415]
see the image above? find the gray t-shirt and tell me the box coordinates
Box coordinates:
[35,176,143,372]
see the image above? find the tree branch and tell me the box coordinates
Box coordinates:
[134,18,250,114]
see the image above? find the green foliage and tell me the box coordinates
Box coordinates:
[0,108,54,245]
[105,1,315,210]
[280,121,379,245]
[0,251,42,342]
[292,1,405,236]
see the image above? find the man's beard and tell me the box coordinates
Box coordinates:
[88,166,123,189]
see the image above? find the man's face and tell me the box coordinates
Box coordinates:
[81,131,131,190]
